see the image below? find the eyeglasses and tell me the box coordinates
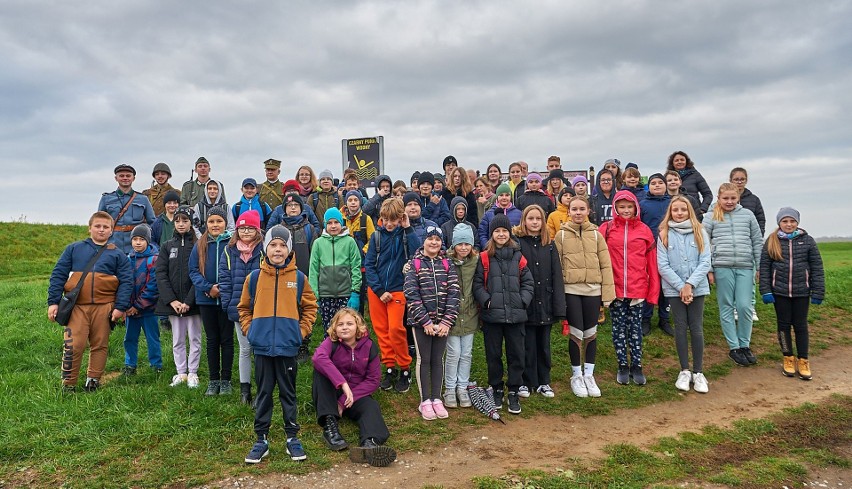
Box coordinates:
[599,179,613,183]
[238,227,257,233]
[731,178,747,183]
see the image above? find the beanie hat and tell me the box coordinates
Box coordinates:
[282,179,301,193]
[571,175,589,187]
[319,169,334,180]
[163,189,180,204]
[489,210,512,236]
[625,162,639,171]
[425,226,443,241]
[410,171,421,184]
[403,191,421,207]
[557,187,576,202]
[152,162,172,177]
[345,190,362,203]
[604,158,621,168]
[526,172,543,183]
[648,173,665,184]
[495,182,512,196]
[131,224,151,244]
[776,207,800,225]
[175,205,193,220]
[434,173,445,184]
[442,155,458,170]
[418,171,435,188]
[283,193,304,211]
[547,169,564,182]
[451,223,475,248]
[324,207,344,226]
[236,210,261,232]
[264,225,292,253]
[207,206,228,221]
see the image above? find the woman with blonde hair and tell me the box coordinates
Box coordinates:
[442,166,478,226]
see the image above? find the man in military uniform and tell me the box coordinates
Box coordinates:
[180,156,225,208]
[143,162,179,216]
[97,164,155,255]
[259,158,284,210]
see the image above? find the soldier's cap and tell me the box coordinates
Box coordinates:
[195,156,209,166]
[264,158,281,169]
[114,164,136,175]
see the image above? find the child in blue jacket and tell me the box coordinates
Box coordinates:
[123,224,162,375]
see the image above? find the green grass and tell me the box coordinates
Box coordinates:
[0,222,850,488]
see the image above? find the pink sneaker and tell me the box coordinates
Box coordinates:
[418,400,437,420]
[432,399,449,419]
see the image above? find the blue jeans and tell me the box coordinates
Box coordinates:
[444,333,474,391]
[124,314,162,368]
[714,267,755,350]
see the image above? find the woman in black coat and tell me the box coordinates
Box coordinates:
[667,151,713,217]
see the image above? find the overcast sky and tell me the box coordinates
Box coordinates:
[2,1,850,237]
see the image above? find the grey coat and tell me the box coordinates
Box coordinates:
[703,205,763,271]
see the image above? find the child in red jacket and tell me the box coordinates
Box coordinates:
[598,191,660,386]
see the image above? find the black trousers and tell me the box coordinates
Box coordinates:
[254,354,300,439]
[312,370,389,444]
[774,296,810,358]
[199,305,234,381]
[482,322,525,392]
[565,294,602,366]
[522,323,552,389]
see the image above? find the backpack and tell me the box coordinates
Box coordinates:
[371,229,412,269]
[330,339,379,362]
[413,256,449,273]
[479,251,528,290]
[233,201,272,229]
[352,213,369,254]
[312,192,340,214]
[245,268,305,312]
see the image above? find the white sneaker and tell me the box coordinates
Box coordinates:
[170,374,187,387]
[675,370,692,392]
[570,375,588,398]
[517,385,530,398]
[583,375,601,397]
[187,373,200,389]
[692,372,709,393]
[536,384,555,398]
[752,310,759,322]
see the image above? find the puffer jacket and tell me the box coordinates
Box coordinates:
[553,220,616,304]
[516,190,555,216]
[403,249,460,330]
[218,241,263,322]
[677,168,713,214]
[639,193,671,240]
[364,224,421,296]
[309,229,362,298]
[188,231,231,306]
[449,251,480,336]
[237,256,318,357]
[598,190,660,304]
[759,229,825,300]
[312,336,381,407]
[703,204,762,270]
[472,245,535,324]
[738,188,766,235]
[657,220,712,298]
[478,204,523,249]
[155,229,199,317]
[546,200,569,238]
[128,243,159,315]
[517,235,566,325]
[47,238,133,310]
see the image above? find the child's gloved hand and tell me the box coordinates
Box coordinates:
[811,297,823,305]
[347,292,360,310]
[762,293,775,304]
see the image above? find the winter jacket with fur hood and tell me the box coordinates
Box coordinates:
[759,229,824,300]
[554,220,616,304]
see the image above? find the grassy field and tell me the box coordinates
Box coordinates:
[0,223,849,488]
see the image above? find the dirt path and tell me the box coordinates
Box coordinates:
[209,347,852,489]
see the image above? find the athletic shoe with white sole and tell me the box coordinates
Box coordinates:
[570,375,588,398]
[536,384,555,398]
[245,439,269,464]
[170,374,187,387]
[692,372,709,393]
[675,370,692,392]
[583,375,601,398]
[517,385,530,398]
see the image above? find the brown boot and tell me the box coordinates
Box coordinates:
[782,356,796,377]
[797,358,812,380]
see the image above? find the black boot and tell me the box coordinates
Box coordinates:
[641,318,652,336]
[240,383,252,405]
[322,415,348,451]
[297,337,311,365]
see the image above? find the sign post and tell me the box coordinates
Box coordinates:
[342,136,384,188]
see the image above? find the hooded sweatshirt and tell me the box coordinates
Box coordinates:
[590,169,615,226]
[639,192,671,240]
[441,196,469,249]
[192,180,235,238]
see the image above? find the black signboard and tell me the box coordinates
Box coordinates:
[342,136,384,188]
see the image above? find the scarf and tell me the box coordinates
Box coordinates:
[778,229,801,240]
[668,219,694,235]
[298,183,313,197]
[676,168,695,179]
[237,240,258,263]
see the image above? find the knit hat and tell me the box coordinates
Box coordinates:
[114,164,136,175]
[776,207,800,225]
[236,210,261,232]
[283,194,304,211]
[163,190,180,204]
[282,179,301,193]
[557,187,576,202]
[489,209,512,236]
[175,205,193,220]
[345,190,362,203]
[403,191,421,207]
[152,162,172,177]
[526,172,543,183]
[319,169,334,181]
[442,155,458,170]
[548,169,564,182]
[131,224,151,244]
[241,177,257,188]
[425,225,443,240]
[648,173,665,184]
[434,173,445,184]
[625,162,639,171]
[264,225,292,253]
[324,207,344,226]
[207,206,228,221]
[571,175,588,187]
[495,182,512,196]
[418,171,435,188]
[195,156,209,166]
[451,223,475,247]
[604,158,621,168]
[410,171,421,184]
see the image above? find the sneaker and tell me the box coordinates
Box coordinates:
[729,349,749,367]
[583,375,601,397]
[380,368,397,391]
[286,437,307,461]
[536,384,555,398]
[492,389,504,410]
[517,385,530,398]
[170,374,188,387]
[616,366,630,385]
[630,365,646,386]
[752,310,759,322]
[692,372,709,393]
[187,373,200,388]
[797,358,812,380]
[507,392,521,414]
[394,369,411,393]
[597,306,606,324]
[296,344,311,365]
[419,400,437,420]
[245,438,269,464]
[121,366,137,376]
[570,375,588,398]
[205,380,220,396]
[84,378,100,392]
[658,318,674,336]
[742,347,757,365]
[675,370,692,392]
[456,387,472,408]
[782,355,796,377]
[443,390,458,408]
[432,399,449,419]
[641,318,651,336]
[219,380,233,395]
[349,438,397,467]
